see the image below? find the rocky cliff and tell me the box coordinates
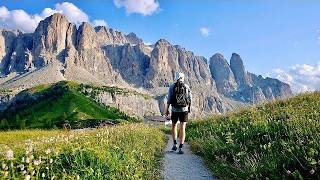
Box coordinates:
[0,13,292,118]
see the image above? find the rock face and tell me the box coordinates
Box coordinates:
[209,53,237,95]
[0,13,292,118]
[230,53,251,88]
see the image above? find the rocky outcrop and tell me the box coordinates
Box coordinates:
[209,53,237,95]
[0,29,17,74]
[0,13,292,118]
[230,53,251,88]
[208,52,292,103]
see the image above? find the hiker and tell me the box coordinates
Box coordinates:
[165,72,192,154]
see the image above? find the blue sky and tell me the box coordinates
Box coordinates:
[1,0,320,92]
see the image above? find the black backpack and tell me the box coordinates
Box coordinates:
[172,81,190,107]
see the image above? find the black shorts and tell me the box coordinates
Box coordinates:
[171,111,188,123]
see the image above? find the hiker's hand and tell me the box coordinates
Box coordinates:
[165,110,170,116]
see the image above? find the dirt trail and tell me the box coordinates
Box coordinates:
[161,135,214,180]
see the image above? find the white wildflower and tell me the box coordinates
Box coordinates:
[22,170,27,175]
[42,172,45,178]
[49,158,53,164]
[45,148,51,154]
[25,157,30,163]
[19,164,25,171]
[1,163,6,170]
[4,171,8,178]
[25,174,31,180]
[6,149,14,160]
[33,160,40,166]
[46,166,49,170]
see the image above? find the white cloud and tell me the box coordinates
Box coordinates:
[0,2,107,33]
[270,63,320,93]
[92,19,108,27]
[200,27,210,37]
[113,0,160,16]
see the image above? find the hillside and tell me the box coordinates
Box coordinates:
[188,92,320,179]
[0,81,138,129]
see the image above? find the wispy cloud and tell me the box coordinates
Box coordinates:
[113,0,160,16]
[0,2,107,33]
[92,19,108,27]
[200,27,210,37]
[270,63,320,93]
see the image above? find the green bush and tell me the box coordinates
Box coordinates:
[188,92,320,179]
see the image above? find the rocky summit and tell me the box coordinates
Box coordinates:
[0,13,292,118]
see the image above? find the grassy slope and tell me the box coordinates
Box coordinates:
[0,124,166,179]
[188,92,320,179]
[0,129,62,145]
[0,81,137,129]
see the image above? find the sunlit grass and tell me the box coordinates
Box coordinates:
[0,124,166,179]
[188,92,320,179]
[0,129,63,145]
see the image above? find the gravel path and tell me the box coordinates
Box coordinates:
[161,135,214,180]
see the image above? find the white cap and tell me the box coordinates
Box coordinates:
[175,72,185,82]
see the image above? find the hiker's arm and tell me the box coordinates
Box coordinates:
[166,86,173,115]
[188,88,192,113]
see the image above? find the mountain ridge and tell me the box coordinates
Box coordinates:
[0,13,292,117]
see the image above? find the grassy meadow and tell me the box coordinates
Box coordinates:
[187,92,320,179]
[0,124,166,179]
[0,81,139,130]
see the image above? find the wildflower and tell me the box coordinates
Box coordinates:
[45,148,52,154]
[6,149,14,160]
[310,169,315,174]
[22,170,27,175]
[4,171,8,178]
[25,175,31,180]
[1,163,6,170]
[19,164,25,171]
[46,166,49,170]
[25,157,30,163]
[50,158,53,164]
[33,160,40,166]
[286,170,291,175]
[42,173,45,178]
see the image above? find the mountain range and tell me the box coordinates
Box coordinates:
[0,13,292,118]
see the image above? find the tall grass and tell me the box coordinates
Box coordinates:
[0,124,166,179]
[188,92,320,179]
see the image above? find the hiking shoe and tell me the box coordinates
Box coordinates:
[178,148,184,154]
[171,145,177,151]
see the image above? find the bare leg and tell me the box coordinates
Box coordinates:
[172,122,177,142]
[179,122,187,145]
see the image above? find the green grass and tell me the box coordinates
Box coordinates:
[0,81,138,129]
[0,124,166,179]
[187,92,320,179]
[0,129,63,145]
